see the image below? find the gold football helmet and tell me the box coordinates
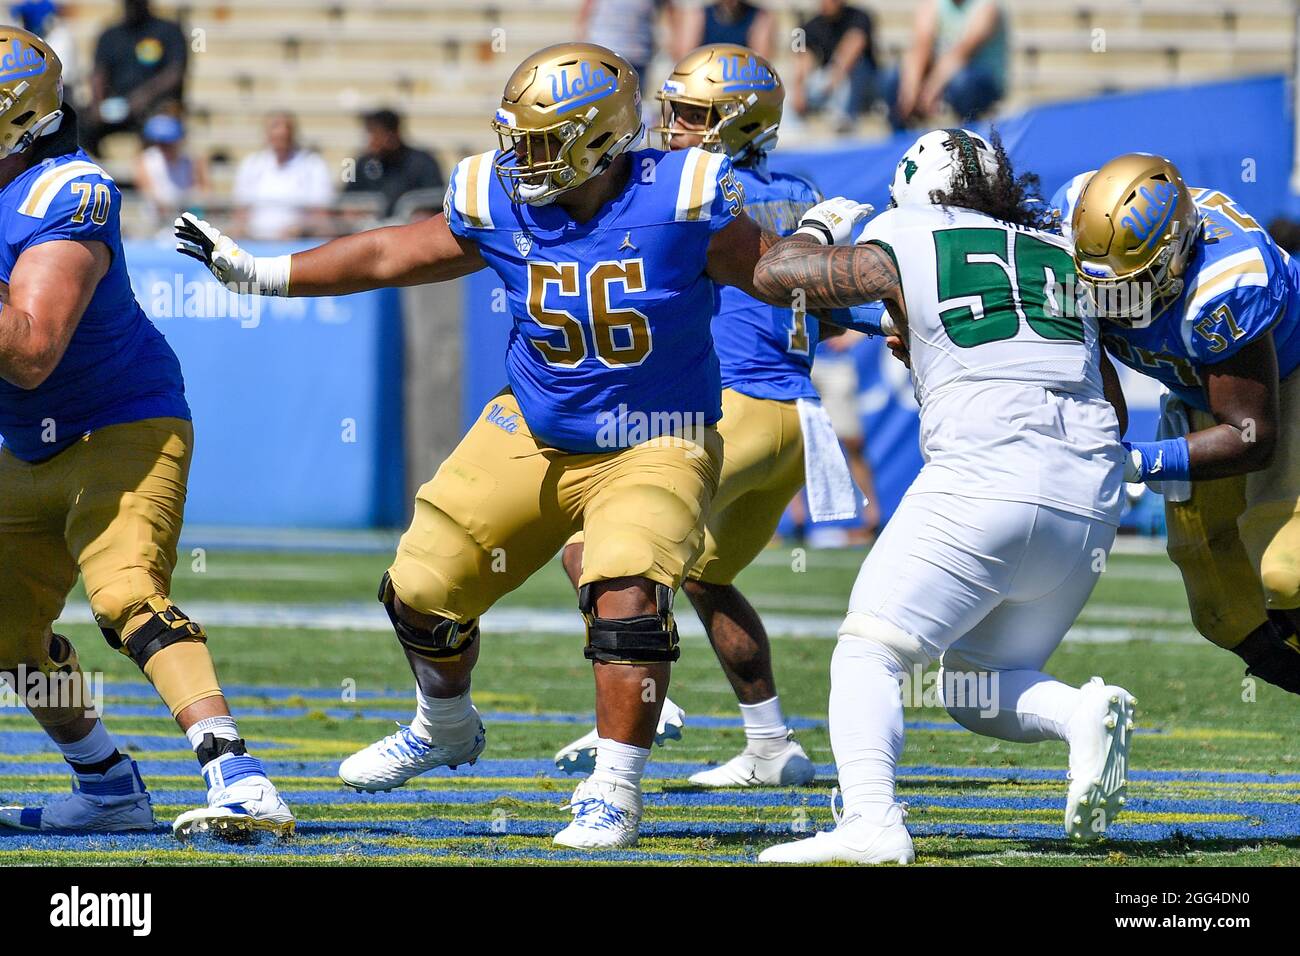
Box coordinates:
[0,26,63,159]
[491,43,643,205]
[654,44,782,162]
[1070,152,1203,327]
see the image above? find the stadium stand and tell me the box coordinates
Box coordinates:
[52,0,1297,231]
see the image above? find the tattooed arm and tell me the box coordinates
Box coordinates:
[753,233,904,312]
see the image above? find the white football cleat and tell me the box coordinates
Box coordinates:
[1064,677,1135,841]
[553,774,642,849]
[340,717,485,792]
[0,756,154,833]
[688,735,816,787]
[759,792,914,864]
[553,697,685,775]
[173,751,295,841]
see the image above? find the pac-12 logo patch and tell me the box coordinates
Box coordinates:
[513,232,533,257]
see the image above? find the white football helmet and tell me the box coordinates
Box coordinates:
[890,128,999,207]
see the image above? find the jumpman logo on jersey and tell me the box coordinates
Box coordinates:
[1149,450,1164,474]
[619,232,637,252]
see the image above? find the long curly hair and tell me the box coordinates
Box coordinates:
[929,129,1053,230]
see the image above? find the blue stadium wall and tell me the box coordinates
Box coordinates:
[125,244,406,528]
[125,75,1290,528]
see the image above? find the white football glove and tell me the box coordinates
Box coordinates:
[174,212,291,296]
[794,197,875,245]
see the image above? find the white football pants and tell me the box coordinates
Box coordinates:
[829,491,1117,821]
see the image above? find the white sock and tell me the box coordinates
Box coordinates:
[941,666,1081,743]
[59,721,119,769]
[740,696,791,757]
[411,687,475,741]
[593,737,650,787]
[829,636,906,824]
[185,715,239,752]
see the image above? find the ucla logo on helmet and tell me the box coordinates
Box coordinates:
[550,61,617,114]
[1120,180,1179,250]
[720,55,775,92]
[0,38,45,83]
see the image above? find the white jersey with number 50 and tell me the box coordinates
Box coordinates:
[858,204,1124,524]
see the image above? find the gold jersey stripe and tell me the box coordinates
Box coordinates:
[18,160,110,218]
[464,153,486,227]
[1186,255,1268,315]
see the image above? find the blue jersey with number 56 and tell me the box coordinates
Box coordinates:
[1052,174,1300,411]
[445,146,741,452]
[713,160,822,401]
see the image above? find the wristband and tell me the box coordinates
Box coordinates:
[827,303,887,336]
[253,254,292,297]
[1123,437,1191,483]
[793,223,833,245]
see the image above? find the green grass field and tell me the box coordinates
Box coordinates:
[2,539,1298,866]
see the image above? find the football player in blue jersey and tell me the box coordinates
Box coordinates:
[175,42,828,848]
[551,44,866,787]
[0,27,294,839]
[1054,154,1300,694]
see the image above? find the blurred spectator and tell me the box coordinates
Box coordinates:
[11,1,81,89]
[232,113,334,240]
[344,109,444,219]
[85,0,188,154]
[579,0,681,87]
[884,0,1007,131]
[790,0,879,134]
[1268,218,1300,255]
[680,0,774,59]
[810,329,882,542]
[134,113,206,233]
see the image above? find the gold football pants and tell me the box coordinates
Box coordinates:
[389,390,723,623]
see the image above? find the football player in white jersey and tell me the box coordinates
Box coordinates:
[751,129,1135,864]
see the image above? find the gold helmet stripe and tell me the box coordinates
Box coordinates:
[674,148,724,222]
[18,160,110,218]
[451,151,495,229]
[1182,249,1269,318]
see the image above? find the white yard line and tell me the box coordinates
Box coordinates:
[55,600,1198,644]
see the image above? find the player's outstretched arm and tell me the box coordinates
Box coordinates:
[0,239,111,390]
[175,212,486,297]
[752,197,901,311]
[704,212,785,304]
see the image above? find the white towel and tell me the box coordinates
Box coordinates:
[796,397,861,522]
[1149,389,1192,503]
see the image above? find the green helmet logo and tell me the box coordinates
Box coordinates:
[902,158,919,184]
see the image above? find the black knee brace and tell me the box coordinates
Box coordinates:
[578,582,679,664]
[101,599,206,669]
[378,572,478,660]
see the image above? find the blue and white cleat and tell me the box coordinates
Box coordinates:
[0,755,155,833]
[553,697,686,775]
[552,774,642,849]
[339,717,485,793]
[173,750,295,841]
